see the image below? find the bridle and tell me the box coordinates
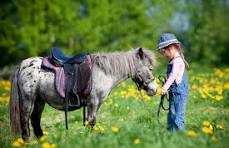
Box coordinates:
[132,69,155,91]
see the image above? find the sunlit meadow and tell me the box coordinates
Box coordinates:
[0,65,228,148]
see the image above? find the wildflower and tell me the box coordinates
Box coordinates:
[202,125,213,135]
[213,95,223,101]
[202,120,214,135]
[111,126,119,133]
[0,80,11,91]
[155,77,161,85]
[12,138,24,147]
[216,124,224,129]
[214,68,224,78]
[202,121,211,127]
[192,70,226,102]
[186,130,198,138]
[39,135,48,143]
[42,142,56,148]
[133,138,141,144]
[94,124,105,133]
[224,82,229,90]
[43,130,48,135]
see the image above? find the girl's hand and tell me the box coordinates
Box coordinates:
[156,87,167,95]
[161,88,167,95]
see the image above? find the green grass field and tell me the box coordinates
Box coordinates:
[0,65,228,148]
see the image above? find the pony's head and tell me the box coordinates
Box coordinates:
[132,47,157,96]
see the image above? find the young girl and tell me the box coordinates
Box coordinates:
[157,33,189,132]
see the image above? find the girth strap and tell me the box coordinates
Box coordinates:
[64,63,80,130]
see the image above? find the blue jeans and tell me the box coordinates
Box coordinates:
[167,92,188,132]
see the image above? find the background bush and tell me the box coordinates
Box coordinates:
[0,0,228,67]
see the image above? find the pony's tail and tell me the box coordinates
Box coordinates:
[9,65,21,135]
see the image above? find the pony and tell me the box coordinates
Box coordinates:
[9,47,157,141]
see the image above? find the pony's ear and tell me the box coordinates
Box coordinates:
[137,47,144,59]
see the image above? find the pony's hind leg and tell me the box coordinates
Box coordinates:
[31,97,45,139]
[15,57,42,141]
[19,94,35,141]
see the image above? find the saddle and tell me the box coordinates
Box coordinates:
[51,47,86,65]
[41,47,92,110]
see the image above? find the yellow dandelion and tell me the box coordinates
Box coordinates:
[99,126,105,132]
[214,68,224,78]
[42,142,56,148]
[39,135,48,143]
[202,121,211,127]
[43,130,48,135]
[213,95,223,101]
[0,80,11,90]
[186,130,198,138]
[223,82,229,90]
[133,138,141,144]
[111,126,119,133]
[155,87,162,96]
[94,125,105,133]
[12,138,24,147]
[216,124,224,129]
[202,125,213,135]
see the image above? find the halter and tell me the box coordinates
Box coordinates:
[132,70,155,91]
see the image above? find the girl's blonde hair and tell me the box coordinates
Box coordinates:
[172,43,189,68]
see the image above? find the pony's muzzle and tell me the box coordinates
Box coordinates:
[147,81,157,96]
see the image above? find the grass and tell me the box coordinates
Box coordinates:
[0,65,228,148]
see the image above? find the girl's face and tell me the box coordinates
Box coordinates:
[160,45,177,59]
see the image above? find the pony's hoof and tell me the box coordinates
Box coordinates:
[84,120,96,129]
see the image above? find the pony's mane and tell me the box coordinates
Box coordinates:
[92,48,156,76]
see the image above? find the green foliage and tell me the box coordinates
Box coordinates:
[185,0,229,65]
[0,0,228,67]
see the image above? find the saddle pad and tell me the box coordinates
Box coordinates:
[41,57,66,98]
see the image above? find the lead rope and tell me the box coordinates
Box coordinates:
[134,75,169,124]
[157,75,169,125]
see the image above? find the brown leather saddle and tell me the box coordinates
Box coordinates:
[51,47,91,107]
[42,47,93,129]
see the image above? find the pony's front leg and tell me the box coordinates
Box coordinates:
[86,96,99,127]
